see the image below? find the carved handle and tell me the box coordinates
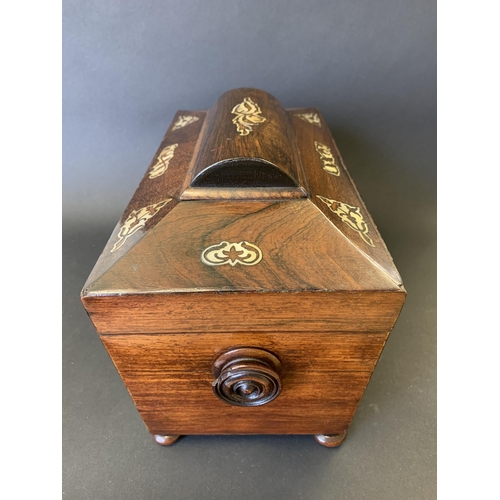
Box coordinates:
[212,347,283,407]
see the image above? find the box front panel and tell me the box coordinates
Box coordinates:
[102,332,388,435]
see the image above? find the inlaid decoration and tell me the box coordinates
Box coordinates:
[317,196,374,246]
[315,141,340,176]
[294,113,321,127]
[172,115,199,131]
[148,144,178,179]
[111,199,172,253]
[201,241,263,267]
[231,97,266,136]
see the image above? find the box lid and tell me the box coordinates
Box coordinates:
[81,88,405,334]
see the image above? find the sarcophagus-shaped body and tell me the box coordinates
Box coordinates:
[81,88,406,447]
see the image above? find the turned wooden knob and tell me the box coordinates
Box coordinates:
[212,347,282,407]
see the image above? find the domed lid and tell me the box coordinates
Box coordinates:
[181,88,308,200]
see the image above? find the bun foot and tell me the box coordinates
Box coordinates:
[153,434,181,446]
[314,431,347,448]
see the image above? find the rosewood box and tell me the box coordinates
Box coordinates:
[81,88,406,447]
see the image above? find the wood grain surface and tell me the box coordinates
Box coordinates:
[102,332,388,435]
[83,110,205,289]
[83,291,405,334]
[183,88,307,195]
[83,199,403,297]
[290,108,403,286]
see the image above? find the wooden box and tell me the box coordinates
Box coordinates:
[81,88,406,447]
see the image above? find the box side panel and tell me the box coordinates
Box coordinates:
[101,332,389,435]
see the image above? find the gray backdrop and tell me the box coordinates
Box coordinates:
[63,1,436,498]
